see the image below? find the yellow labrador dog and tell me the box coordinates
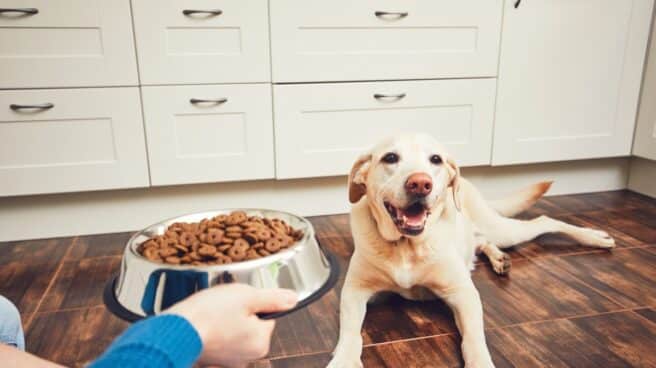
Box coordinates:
[327,133,615,368]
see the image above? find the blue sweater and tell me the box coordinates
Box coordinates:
[90,315,202,368]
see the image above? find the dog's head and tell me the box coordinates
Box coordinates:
[348,133,461,240]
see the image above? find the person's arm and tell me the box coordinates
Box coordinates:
[91,284,297,368]
[89,314,201,368]
[0,344,66,368]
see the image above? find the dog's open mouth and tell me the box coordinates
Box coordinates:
[384,200,430,236]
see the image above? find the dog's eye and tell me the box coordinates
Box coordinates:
[430,154,443,165]
[381,152,399,164]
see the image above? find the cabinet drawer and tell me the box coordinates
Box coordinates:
[0,0,138,88]
[142,84,275,186]
[132,0,270,85]
[270,0,502,83]
[273,79,496,179]
[0,88,149,196]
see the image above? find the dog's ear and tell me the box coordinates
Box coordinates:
[348,153,372,203]
[445,156,462,211]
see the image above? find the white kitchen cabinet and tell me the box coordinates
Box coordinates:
[0,88,149,196]
[141,84,275,186]
[131,0,270,85]
[273,79,497,179]
[492,0,654,165]
[269,0,503,83]
[0,0,138,88]
[633,18,656,161]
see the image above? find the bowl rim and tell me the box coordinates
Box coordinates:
[126,208,320,272]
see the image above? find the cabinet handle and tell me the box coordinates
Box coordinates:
[0,8,39,15]
[374,93,406,101]
[10,103,54,111]
[374,11,408,20]
[182,9,223,16]
[190,98,228,105]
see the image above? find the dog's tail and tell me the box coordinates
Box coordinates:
[488,181,553,217]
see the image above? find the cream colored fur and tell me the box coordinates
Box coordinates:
[327,133,615,368]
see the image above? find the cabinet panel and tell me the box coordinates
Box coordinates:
[493,0,654,165]
[0,0,138,88]
[0,88,149,196]
[274,79,496,179]
[633,16,656,161]
[141,84,275,186]
[132,0,270,84]
[270,0,503,82]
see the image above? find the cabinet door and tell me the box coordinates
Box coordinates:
[0,88,149,196]
[141,84,275,186]
[273,79,496,179]
[0,0,138,88]
[633,19,656,161]
[270,0,503,83]
[492,0,654,165]
[132,0,270,85]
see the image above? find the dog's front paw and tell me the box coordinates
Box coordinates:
[326,354,363,368]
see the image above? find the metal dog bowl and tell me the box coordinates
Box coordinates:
[104,209,339,321]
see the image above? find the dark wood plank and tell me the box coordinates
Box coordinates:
[488,310,656,368]
[533,247,656,308]
[572,190,656,212]
[0,238,71,314]
[26,306,129,368]
[39,256,122,312]
[634,307,656,324]
[65,232,132,260]
[473,259,622,328]
[579,210,656,244]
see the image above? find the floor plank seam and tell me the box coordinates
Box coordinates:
[483,306,643,331]
[25,237,78,331]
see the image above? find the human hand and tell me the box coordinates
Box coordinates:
[165,284,297,368]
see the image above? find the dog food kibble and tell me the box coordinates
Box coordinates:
[137,211,304,265]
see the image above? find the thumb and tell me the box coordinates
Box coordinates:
[246,288,298,314]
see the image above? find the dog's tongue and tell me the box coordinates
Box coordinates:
[400,204,427,227]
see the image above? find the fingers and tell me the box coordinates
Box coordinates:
[246,288,298,314]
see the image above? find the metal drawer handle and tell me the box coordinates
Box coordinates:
[0,8,39,15]
[10,103,54,111]
[182,9,223,16]
[374,93,406,101]
[375,11,408,19]
[190,98,228,105]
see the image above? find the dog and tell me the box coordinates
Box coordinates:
[327,133,615,368]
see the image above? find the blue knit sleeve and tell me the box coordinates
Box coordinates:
[90,314,202,368]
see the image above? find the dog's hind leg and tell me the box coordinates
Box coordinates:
[462,180,615,250]
[480,215,615,250]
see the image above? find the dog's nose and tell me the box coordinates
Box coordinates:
[405,173,433,197]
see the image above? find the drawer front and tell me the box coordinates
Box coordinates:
[142,84,275,186]
[270,0,502,83]
[0,88,149,196]
[0,0,138,88]
[273,79,496,179]
[132,0,270,85]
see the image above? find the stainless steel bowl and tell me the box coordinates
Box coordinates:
[104,209,339,321]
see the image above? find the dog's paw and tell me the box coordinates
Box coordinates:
[491,252,511,276]
[578,228,616,249]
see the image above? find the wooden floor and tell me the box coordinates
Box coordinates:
[1,190,656,368]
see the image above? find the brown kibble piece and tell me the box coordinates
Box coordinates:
[207,229,224,245]
[165,256,181,264]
